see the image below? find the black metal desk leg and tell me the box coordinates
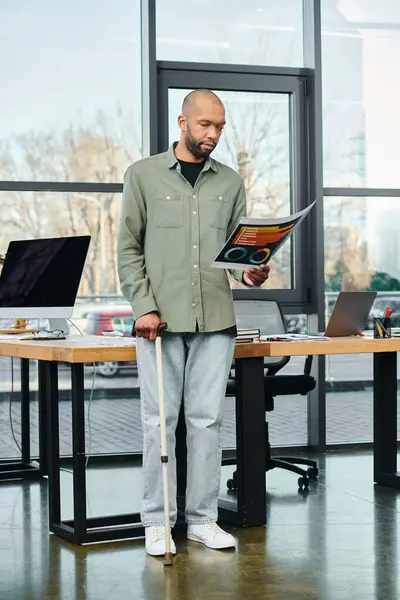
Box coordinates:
[374,352,398,485]
[20,359,30,464]
[0,357,41,482]
[71,363,87,543]
[45,362,61,526]
[234,357,266,527]
[38,361,48,475]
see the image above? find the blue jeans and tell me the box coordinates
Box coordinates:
[136,331,235,527]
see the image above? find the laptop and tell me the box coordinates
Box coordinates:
[325,291,377,337]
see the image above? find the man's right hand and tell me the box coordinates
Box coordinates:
[135,312,161,341]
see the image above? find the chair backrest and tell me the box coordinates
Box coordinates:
[234,299,289,370]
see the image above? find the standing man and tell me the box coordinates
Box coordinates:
[117,90,270,556]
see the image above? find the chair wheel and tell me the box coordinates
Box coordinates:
[298,476,309,490]
[227,479,237,491]
[307,467,318,480]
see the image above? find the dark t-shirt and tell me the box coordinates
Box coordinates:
[178,159,204,188]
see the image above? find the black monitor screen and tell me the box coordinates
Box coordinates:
[0,236,91,308]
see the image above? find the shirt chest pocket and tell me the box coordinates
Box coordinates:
[155,194,183,228]
[209,196,232,231]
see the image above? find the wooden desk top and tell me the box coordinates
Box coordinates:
[234,336,400,358]
[0,335,138,363]
[0,334,400,363]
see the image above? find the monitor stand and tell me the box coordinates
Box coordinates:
[48,318,70,335]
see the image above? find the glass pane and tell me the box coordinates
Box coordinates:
[322,0,400,187]
[156,0,304,67]
[0,191,140,459]
[324,196,400,443]
[168,89,293,289]
[325,348,375,444]
[324,196,400,294]
[0,1,141,182]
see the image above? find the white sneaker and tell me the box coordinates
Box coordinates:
[187,523,236,550]
[145,526,176,556]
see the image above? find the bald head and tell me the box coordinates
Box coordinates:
[182,89,224,116]
[177,89,226,160]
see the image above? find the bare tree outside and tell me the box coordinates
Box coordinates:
[215,93,292,289]
[0,107,140,296]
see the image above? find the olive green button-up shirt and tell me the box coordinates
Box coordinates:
[117,144,246,333]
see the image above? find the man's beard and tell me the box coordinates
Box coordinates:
[185,128,216,159]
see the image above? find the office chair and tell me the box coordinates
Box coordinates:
[226,300,318,491]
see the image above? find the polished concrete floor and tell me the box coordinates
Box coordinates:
[1,450,400,600]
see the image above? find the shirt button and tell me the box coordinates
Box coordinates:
[193,244,197,249]
[192,282,195,286]
[193,210,197,215]
[192,303,195,307]
[219,196,222,200]
[194,264,198,269]
[193,194,196,199]
[167,195,171,200]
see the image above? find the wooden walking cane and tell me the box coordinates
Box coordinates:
[155,322,174,566]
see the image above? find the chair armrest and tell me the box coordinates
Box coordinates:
[304,355,313,376]
[232,358,288,378]
[266,365,284,376]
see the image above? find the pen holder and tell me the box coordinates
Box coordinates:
[374,317,391,339]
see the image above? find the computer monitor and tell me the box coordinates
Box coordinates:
[0,236,91,322]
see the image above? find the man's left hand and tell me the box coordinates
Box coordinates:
[243,264,270,287]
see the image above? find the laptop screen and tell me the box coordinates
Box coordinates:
[0,236,91,308]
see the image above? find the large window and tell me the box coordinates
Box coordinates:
[7,0,400,457]
[156,0,304,67]
[322,0,400,188]
[1,0,315,462]
[0,0,142,182]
